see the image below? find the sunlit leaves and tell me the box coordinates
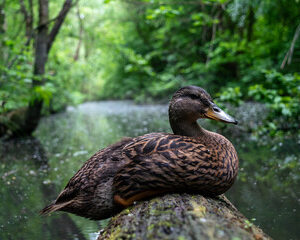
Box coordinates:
[238,71,300,136]
[191,13,219,27]
[218,87,242,106]
[32,83,55,106]
[146,5,182,20]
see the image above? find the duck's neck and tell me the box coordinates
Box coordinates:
[169,115,205,137]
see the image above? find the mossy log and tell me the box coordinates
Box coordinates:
[98,194,271,240]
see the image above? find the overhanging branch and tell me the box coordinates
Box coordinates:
[281,23,300,69]
[47,0,78,53]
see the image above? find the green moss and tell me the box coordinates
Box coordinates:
[157,220,173,228]
[107,226,121,240]
[105,226,137,240]
[231,237,241,240]
[150,209,174,216]
[123,208,131,214]
[190,201,206,218]
[244,219,254,229]
[147,224,155,231]
[147,219,173,231]
[110,215,119,222]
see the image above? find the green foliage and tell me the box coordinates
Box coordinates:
[219,70,300,136]
[96,0,300,104]
[217,87,242,106]
[248,71,300,136]
[0,50,33,112]
[0,0,299,137]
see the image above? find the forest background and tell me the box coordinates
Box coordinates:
[0,0,299,138]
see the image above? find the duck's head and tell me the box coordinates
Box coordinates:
[169,86,237,136]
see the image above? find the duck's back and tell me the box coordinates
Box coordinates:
[113,131,238,205]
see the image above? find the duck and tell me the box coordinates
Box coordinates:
[41,86,238,220]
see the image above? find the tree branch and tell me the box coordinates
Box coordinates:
[73,5,84,61]
[281,23,300,69]
[7,0,34,69]
[206,5,224,65]
[47,0,78,53]
[19,0,29,22]
[19,0,34,40]
[28,0,34,31]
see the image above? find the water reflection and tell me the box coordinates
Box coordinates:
[0,101,299,240]
[0,137,90,240]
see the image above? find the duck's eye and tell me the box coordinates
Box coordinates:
[213,107,220,113]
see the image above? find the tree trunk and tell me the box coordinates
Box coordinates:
[23,0,48,135]
[0,0,5,34]
[246,6,254,42]
[19,0,34,41]
[73,5,84,61]
[21,0,74,136]
[98,194,271,240]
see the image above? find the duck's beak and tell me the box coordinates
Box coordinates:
[205,102,238,125]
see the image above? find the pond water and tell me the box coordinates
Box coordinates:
[0,101,299,240]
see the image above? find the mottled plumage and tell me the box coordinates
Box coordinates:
[114,131,238,205]
[41,86,239,220]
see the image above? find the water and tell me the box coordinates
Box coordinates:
[0,101,299,240]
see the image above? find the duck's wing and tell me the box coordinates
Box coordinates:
[113,133,226,207]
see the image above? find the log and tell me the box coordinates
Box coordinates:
[98,194,271,240]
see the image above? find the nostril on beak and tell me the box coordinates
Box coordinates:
[213,107,220,113]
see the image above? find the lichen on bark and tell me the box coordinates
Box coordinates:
[98,194,271,240]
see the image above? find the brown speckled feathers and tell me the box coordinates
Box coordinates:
[40,86,239,220]
[114,131,238,203]
[41,137,133,219]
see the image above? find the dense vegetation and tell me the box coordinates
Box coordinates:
[0,0,299,137]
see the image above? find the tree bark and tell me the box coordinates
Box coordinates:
[280,23,300,69]
[98,194,271,240]
[0,0,6,68]
[19,0,34,41]
[47,0,74,53]
[73,5,84,61]
[0,0,5,34]
[23,0,49,135]
[21,0,75,136]
[246,6,254,42]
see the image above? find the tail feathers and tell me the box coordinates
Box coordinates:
[40,201,71,216]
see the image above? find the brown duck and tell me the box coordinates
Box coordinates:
[41,86,238,220]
